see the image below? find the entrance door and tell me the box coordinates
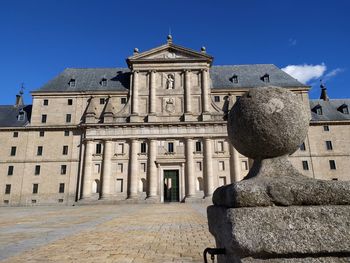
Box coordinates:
[164,170,179,202]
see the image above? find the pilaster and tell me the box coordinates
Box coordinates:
[203,137,214,197]
[101,140,113,199]
[82,140,94,199]
[128,139,139,199]
[147,139,158,199]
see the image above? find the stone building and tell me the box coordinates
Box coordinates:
[1,36,349,206]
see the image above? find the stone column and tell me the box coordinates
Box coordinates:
[101,140,113,199]
[82,140,93,199]
[147,139,158,198]
[203,137,214,197]
[201,69,209,113]
[184,70,192,114]
[149,71,156,114]
[132,71,139,115]
[128,139,139,199]
[185,138,195,197]
[230,144,241,183]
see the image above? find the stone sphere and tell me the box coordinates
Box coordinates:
[227,87,310,159]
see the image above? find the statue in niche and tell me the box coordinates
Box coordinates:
[166,74,175,89]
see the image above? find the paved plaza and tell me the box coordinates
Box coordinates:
[0,203,215,263]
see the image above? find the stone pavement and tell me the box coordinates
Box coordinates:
[0,203,215,263]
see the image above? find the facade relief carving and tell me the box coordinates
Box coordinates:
[163,97,176,114]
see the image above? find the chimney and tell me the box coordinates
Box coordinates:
[15,87,24,107]
[320,81,329,101]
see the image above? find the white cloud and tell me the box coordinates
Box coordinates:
[281,63,326,84]
[323,68,344,81]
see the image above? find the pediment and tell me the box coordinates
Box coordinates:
[127,43,213,65]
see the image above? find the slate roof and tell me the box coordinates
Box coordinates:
[34,64,305,92]
[34,68,131,93]
[0,105,32,127]
[210,64,305,89]
[310,99,350,122]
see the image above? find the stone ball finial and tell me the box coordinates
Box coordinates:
[227,87,310,159]
[167,34,173,43]
[134,48,139,53]
[201,46,206,52]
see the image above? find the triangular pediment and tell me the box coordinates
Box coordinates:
[127,42,213,66]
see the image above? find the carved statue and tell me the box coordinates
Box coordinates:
[166,74,175,89]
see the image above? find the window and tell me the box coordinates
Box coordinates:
[219,161,225,171]
[326,141,333,150]
[35,165,41,175]
[299,142,306,151]
[196,161,202,171]
[219,177,227,186]
[116,179,123,193]
[118,163,123,173]
[214,96,220,102]
[261,74,270,83]
[342,106,349,114]
[140,142,147,153]
[8,166,14,176]
[338,104,349,114]
[64,130,69,136]
[242,160,249,170]
[315,107,323,115]
[33,184,39,194]
[69,79,75,87]
[217,141,224,152]
[195,141,202,152]
[121,97,127,104]
[10,146,16,156]
[100,98,105,104]
[332,178,338,181]
[31,199,36,203]
[13,132,18,138]
[39,131,45,137]
[61,165,67,175]
[5,184,11,194]
[323,125,329,131]
[117,143,124,154]
[141,163,146,172]
[66,114,71,123]
[96,143,102,154]
[101,78,107,87]
[231,75,238,83]
[329,160,336,170]
[37,146,43,156]
[302,161,309,170]
[17,111,25,121]
[3,200,9,204]
[62,145,68,155]
[59,183,65,193]
[58,199,64,203]
[168,142,174,153]
[41,114,47,123]
[95,164,101,173]
[43,99,48,106]
[68,99,73,105]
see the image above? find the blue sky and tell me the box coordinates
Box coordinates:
[0,0,349,105]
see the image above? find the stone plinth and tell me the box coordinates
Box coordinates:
[208,205,350,262]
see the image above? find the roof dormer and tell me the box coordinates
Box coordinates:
[338,104,349,114]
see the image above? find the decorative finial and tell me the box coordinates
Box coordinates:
[167,34,173,44]
[20,83,24,95]
[133,48,139,55]
[201,46,206,53]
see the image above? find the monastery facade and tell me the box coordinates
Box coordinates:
[1,36,349,206]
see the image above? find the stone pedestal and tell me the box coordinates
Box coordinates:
[208,205,350,263]
[147,114,157,122]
